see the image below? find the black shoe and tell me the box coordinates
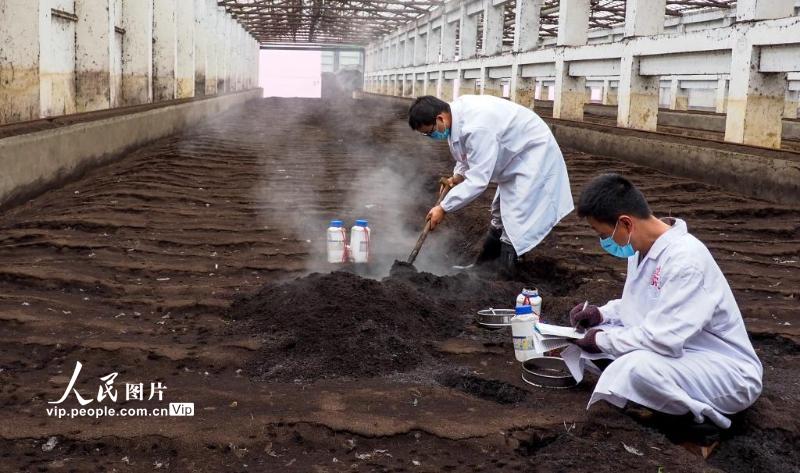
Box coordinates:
[474,227,503,265]
[499,242,518,271]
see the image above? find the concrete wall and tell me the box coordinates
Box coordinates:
[0,0,259,126]
[355,91,800,205]
[0,89,263,209]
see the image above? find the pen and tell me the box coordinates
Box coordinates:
[574,300,589,331]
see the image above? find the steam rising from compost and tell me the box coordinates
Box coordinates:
[254,96,459,278]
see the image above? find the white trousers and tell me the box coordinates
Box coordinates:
[563,346,762,429]
[490,189,512,245]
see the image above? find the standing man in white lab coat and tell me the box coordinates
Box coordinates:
[566,173,762,437]
[408,95,574,269]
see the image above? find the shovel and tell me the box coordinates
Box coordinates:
[407,178,450,265]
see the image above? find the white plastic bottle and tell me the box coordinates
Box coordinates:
[516,288,543,317]
[350,219,371,264]
[511,305,540,362]
[327,220,348,264]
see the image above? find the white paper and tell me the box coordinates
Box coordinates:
[535,323,584,339]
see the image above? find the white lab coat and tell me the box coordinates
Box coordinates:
[563,219,763,428]
[440,95,574,256]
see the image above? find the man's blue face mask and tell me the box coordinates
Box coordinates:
[429,128,450,141]
[600,219,635,258]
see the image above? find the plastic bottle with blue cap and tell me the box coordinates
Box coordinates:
[516,288,543,319]
[511,305,540,362]
[326,219,348,263]
[350,219,371,264]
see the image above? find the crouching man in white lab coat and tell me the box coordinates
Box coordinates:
[565,173,762,433]
[408,95,574,269]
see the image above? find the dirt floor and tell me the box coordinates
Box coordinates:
[0,97,798,472]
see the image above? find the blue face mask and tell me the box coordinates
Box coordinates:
[600,219,635,258]
[429,128,450,141]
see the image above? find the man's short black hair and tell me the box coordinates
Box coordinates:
[408,95,451,130]
[577,173,652,226]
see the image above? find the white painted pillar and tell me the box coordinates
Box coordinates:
[0,0,41,123]
[511,64,536,109]
[205,1,219,95]
[669,78,689,110]
[784,90,799,119]
[736,0,795,21]
[482,0,504,56]
[75,0,115,112]
[413,29,426,66]
[459,5,478,60]
[513,0,542,53]
[601,79,612,105]
[442,19,458,62]
[153,0,178,102]
[193,0,207,95]
[724,39,787,148]
[624,0,667,37]
[427,25,441,64]
[122,0,154,106]
[553,58,585,120]
[176,0,195,98]
[435,70,444,98]
[556,0,590,46]
[715,77,728,113]
[617,54,659,131]
[404,33,414,66]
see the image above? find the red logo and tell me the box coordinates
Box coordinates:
[650,267,662,290]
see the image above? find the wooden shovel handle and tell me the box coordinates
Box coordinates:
[407,180,450,264]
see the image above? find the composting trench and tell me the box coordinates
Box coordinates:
[0,97,798,472]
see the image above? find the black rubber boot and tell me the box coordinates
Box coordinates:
[499,241,518,271]
[474,227,503,265]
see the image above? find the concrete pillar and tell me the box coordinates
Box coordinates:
[413,30,426,66]
[784,90,799,119]
[736,0,795,21]
[153,0,177,101]
[0,0,41,124]
[540,84,551,101]
[205,2,219,96]
[460,75,477,97]
[715,77,728,113]
[441,77,454,101]
[404,34,413,66]
[427,26,441,64]
[482,0,504,56]
[514,0,542,53]
[40,5,79,118]
[122,0,154,106]
[75,0,116,112]
[404,75,413,96]
[557,0,590,47]
[617,54,659,131]
[725,40,787,148]
[442,20,457,62]
[607,88,618,105]
[483,78,503,97]
[176,0,195,98]
[553,59,585,121]
[435,71,444,98]
[669,78,689,110]
[601,80,612,105]
[194,0,207,95]
[459,5,478,60]
[624,0,666,37]
[511,65,536,109]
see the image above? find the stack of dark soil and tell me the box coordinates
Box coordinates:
[229,270,464,381]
